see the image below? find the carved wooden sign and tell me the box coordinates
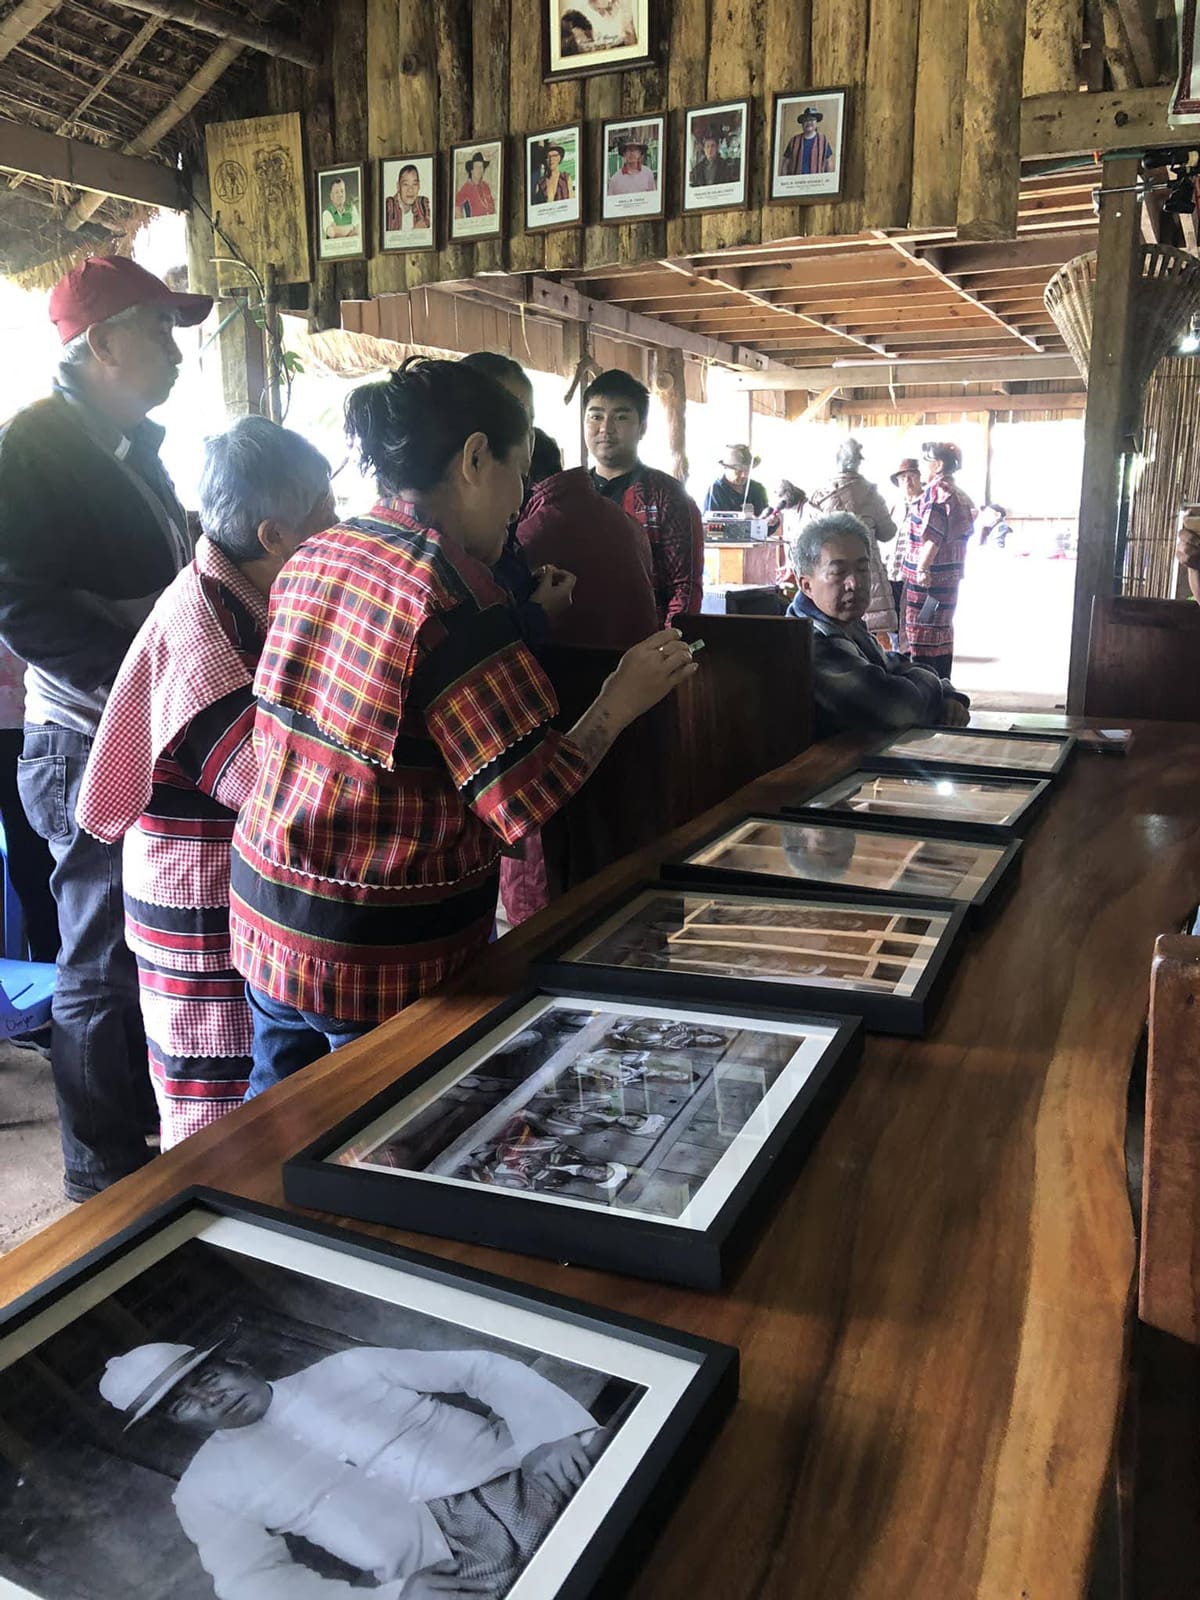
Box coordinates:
[205,111,311,293]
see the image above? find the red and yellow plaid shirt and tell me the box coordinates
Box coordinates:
[229,504,589,1024]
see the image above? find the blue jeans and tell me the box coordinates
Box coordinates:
[245,984,370,1099]
[18,724,154,1199]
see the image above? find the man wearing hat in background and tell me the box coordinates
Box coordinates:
[780,107,835,177]
[607,135,657,195]
[888,455,924,627]
[703,444,768,517]
[0,254,210,1202]
[100,1337,603,1597]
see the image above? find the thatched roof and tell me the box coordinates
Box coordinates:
[0,0,306,282]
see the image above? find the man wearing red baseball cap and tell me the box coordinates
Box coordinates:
[0,254,211,1202]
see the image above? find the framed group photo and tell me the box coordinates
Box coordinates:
[314,161,366,262]
[682,99,749,214]
[545,0,653,81]
[449,137,505,241]
[284,989,864,1290]
[786,767,1053,842]
[379,153,436,252]
[526,124,583,230]
[600,114,666,222]
[770,87,848,203]
[0,1189,737,1600]
[534,882,968,1035]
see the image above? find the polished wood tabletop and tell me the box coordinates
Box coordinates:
[5,720,1198,1599]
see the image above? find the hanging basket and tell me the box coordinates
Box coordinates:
[1044,244,1200,393]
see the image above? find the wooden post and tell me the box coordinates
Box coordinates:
[1067,154,1143,712]
[620,57,667,265]
[366,0,406,296]
[1023,0,1082,93]
[332,0,368,309]
[544,76,585,273]
[300,7,338,331]
[471,0,508,276]
[664,0,708,260]
[583,73,622,273]
[957,0,1026,241]
[702,0,765,253]
[217,295,267,417]
[983,408,994,506]
[507,0,544,274]
[657,347,689,482]
[910,0,968,229]
[809,0,867,236]
[435,0,473,284]
[862,0,921,231]
[760,0,812,243]
[398,0,440,288]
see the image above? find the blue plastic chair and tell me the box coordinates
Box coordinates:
[0,957,55,1037]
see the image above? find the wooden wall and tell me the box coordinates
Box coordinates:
[253,0,1094,316]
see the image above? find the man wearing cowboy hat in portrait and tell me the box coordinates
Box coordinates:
[780,105,835,177]
[534,142,574,205]
[453,149,496,219]
[607,134,657,195]
[99,1337,602,1597]
[703,443,768,516]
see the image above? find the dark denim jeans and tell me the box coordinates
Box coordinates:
[18,724,154,1199]
[245,983,370,1100]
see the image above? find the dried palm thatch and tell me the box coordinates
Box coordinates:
[1044,245,1200,398]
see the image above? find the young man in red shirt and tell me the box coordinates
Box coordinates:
[583,370,704,625]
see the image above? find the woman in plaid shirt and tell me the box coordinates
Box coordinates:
[230,359,696,1093]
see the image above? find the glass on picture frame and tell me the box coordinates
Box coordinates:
[0,1190,735,1600]
[534,883,968,1035]
[284,991,864,1289]
[867,727,1075,778]
[786,767,1052,841]
[666,813,1020,920]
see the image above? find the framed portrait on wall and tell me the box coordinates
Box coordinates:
[545,0,653,81]
[682,99,749,214]
[769,87,848,203]
[448,137,505,241]
[284,988,864,1290]
[314,161,366,262]
[600,114,666,222]
[379,153,436,252]
[526,124,583,231]
[0,1189,737,1599]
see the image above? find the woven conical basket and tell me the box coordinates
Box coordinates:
[1044,244,1200,392]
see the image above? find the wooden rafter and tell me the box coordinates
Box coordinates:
[872,232,1044,352]
[0,0,59,65]
[733,354,1079,390]
[113,0,318,70]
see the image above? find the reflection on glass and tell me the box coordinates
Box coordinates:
[803,769,1034,827]
[880,729,1064,772]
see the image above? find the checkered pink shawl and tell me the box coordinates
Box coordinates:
[78,537,267,843]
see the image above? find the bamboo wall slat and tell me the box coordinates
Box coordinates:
[1123,357,1200,598]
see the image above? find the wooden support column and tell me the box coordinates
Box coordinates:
[299,9,338,330]
[957,0,1026,240]
[862,0,921,231]
[471,0,508,276]
[1023,0,1082,93]
[701,0,765,253]
[435,0,473,283]
[620,56,667,265]
[583,73,622,273]
[657,347,688,482]
[909,0,967,228]
[366,0,406,295]
[544,77,584,273]
[809,0,867,236]
[664,0,708,259]
[217,297,267,417]
[332,0,368,306]
[1067,155,1143,712]
[398,0,440,288]
[760,0,811,243]
[508,0,544,274]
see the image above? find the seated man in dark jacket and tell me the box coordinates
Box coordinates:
[787,513,970,738]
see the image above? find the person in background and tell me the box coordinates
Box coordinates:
[459,351,575,654]
[902,440,976,680]
[887,456,923,623]
[703,444,768,517]
[77,420,335,1150]
[805,437,898,648]
[976,502,1011,549]
[0,641,57,963]
[583,369,704,624]
[0,255,210,1201]
[229,359,697,1091]
[1176,509,1200,601]
[788,515,970,738]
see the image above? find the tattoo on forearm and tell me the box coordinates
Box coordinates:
[569,704,620,773]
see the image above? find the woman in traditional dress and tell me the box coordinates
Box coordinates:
[77,419,335,1148]
[902,440,976,679]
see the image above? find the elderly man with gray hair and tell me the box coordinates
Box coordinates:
[77,417,335,1149]
[787,513,969,739]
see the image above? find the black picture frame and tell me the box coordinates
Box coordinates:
[662,812,1022,924]
[284,987,864,1292]
[533,880,968,1036]
[783,766,1054,842]
[864,727,1077,781]
[0,1187,737,1600]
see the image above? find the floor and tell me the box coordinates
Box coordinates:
[0,1036,71,1253]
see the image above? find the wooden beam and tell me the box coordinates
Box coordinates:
[733,354,1080,389]
[839,390,1086,415]
[958,0,1026,240]
[0,118,184,208]
[114,0,318,69]
[795,384,841,422]
[1067,155,1143,712]
[0,0,57,65]
[1021,85,1178,159]
[873,231,1043,351]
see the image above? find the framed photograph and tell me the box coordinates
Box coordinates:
[866,727,1076,780]
[682,99,749,214]
[284,989,863,1291]
[379,153,436,252]
[664,813,1021,922]
[534,882,967,1035]
[0,1189,736,1600]
[526,125,584,231]
[545,0,653,82]
[769,87,848,203]
[449,137,505,241]
[784,768,1053,842]
[314,160,366,262]
[600,114,666,222]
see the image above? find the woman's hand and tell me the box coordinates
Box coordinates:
[531,564,576,617]
[602,628,698,726]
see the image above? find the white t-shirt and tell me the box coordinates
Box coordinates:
[608,166,657,194]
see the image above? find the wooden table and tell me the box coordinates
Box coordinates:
[5,721,1198,1599]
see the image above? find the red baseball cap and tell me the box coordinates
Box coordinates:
[48,255,213,345]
